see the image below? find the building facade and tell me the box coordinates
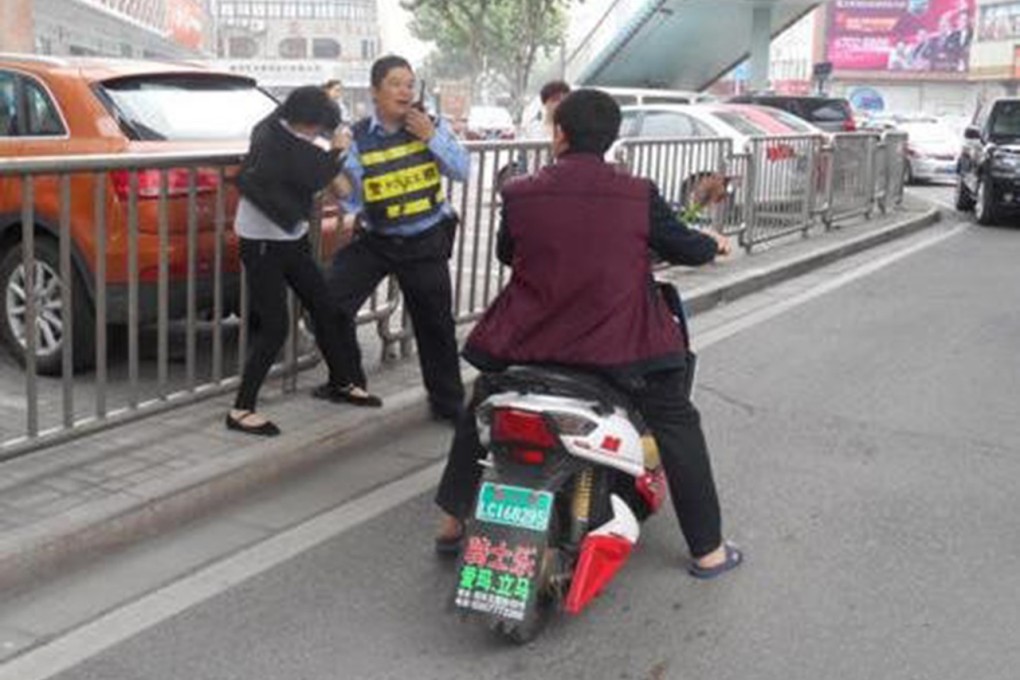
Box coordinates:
[11,0,213,59]
[211,0,381,108]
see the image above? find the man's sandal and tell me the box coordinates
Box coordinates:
[434,519,465,557]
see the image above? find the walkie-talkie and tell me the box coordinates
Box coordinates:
[412,79,427,113]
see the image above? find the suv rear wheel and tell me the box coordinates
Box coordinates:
[0,236,95,375]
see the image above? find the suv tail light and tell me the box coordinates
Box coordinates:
[842,118,857,132]
[492,408,557,448]
[109,168,220,200]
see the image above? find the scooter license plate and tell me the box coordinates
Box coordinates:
[475,482,553,532]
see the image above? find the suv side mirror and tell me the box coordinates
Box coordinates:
[964,126,982,140]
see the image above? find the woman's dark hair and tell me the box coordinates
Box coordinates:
[370,55,413,89]
[279,85,341,129]
[539,80,571,104]
[552,89,621,155]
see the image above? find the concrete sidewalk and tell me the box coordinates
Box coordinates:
[0,199,940,592]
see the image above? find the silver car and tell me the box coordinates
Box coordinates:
[898,118,960,183]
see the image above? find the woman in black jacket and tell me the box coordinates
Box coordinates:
[228,86,379,436]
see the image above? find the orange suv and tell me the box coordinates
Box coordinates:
[0,55,281,374]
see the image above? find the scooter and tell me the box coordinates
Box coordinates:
[450,365,671,643]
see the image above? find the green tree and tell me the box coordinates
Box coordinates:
[401,0,572,118]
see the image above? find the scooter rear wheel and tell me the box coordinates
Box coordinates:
[491,516,565,645]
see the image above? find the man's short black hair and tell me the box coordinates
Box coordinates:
[279,86,341,129]
[540,80,571,104]
[552,89,621,155]
[370,55,413,89]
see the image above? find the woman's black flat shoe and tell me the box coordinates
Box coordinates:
[226,411,281,437]
[312,383,383,408]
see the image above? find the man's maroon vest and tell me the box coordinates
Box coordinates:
[464,154,684,372]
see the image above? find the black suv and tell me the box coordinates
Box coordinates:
[727,94,856,133]
[956,97,1020,225]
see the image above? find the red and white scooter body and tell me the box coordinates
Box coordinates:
[478,391,667,614]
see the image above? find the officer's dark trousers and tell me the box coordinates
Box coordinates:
[235,236,352,411]
[327,218,465,415]
[435,366,723,559]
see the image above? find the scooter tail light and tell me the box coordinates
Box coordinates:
[491,408,557,448]
[509,449,546,466]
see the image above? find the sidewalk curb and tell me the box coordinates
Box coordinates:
[0,204,942,592]
[0,389,437,593]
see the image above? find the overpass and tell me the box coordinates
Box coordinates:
[571,0,825,92]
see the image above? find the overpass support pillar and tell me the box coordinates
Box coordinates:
[750,5,772,92]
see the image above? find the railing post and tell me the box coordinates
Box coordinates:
[21,177,38,438]
[823,138,837,229]
[864,134,877,219]
[739,144,758,251]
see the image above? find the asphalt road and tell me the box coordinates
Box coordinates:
[5,182,1020,680]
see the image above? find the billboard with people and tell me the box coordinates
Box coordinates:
[827,0,974,73]
[978,2,1020,42]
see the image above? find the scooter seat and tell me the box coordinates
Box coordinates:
[480,365,640,421]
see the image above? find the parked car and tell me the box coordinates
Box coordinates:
[727,94,856,133]
[897,118,960,184]
[615,102,823,207]
[0,55,285,374]
[465,105,515,141]
[519,86,715,140]
[956,97,1020,225]
[860,113,960,183]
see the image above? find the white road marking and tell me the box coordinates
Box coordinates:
[905,188,962,214]
[0,221,969,680]
[0,462,446,680]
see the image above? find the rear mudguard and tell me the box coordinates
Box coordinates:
[564,495,639,615]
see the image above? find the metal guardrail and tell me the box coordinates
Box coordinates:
[0,151,392,460]
[740,134,822,248]
[0,132,908,458]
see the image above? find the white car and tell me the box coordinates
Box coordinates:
[897,118,959,183]
[861,113,960,183]
[619,102,821,148]
[519,86,716,141]
[466,105,516,141]
[614,103,824,207]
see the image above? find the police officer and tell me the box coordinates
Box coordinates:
[316,55,469,419]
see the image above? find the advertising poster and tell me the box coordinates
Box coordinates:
[166,0,205,50]
[827,0,975,73]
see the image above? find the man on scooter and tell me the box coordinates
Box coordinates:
[434,89,742,579]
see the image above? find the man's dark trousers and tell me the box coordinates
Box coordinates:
[435,365,723,559]
[327,218,465,415]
